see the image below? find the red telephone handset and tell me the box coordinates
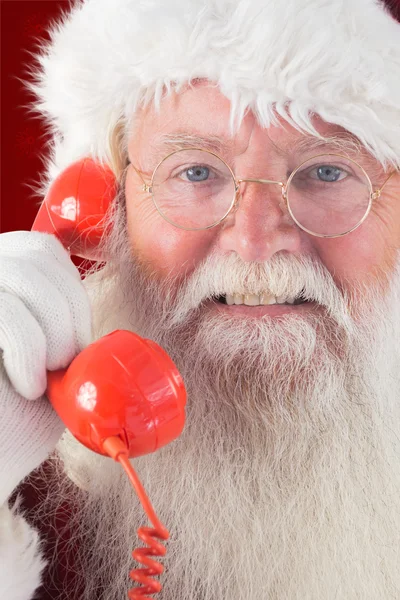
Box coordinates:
[32,158,187,598]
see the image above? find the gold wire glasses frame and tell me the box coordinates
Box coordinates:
[129,147,396,238]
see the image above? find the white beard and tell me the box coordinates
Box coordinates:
[36,202,400,600]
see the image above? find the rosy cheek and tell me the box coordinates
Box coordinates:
[126,197,215,278]
[313,218,393,289]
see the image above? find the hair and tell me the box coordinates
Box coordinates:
[107,117,130,178]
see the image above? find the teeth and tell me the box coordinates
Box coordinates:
[224,293,297,306]
[259,293,276,305]
[233,293,243,305]
[244,294,259,306]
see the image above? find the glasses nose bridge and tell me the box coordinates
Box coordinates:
[233,177,286,209]
[237,178,284,186]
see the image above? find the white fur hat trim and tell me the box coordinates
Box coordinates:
[24,0,400,192]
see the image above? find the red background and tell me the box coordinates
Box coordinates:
[1,0,68,234]
[1,0,400,235]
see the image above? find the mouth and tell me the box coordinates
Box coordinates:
[207,291,316,318]
[214,291,309,306]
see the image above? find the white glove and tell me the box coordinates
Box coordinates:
[0,230,93,504]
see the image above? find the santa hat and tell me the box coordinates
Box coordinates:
[24,0,400,196]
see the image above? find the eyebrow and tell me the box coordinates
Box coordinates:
[150,132,235,154]
[290,132,363,156]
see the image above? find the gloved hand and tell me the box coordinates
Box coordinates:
[0,231,92,505]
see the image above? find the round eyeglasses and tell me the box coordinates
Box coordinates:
[130,148,396,238]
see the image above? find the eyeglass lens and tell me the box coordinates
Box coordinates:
[287,155,371,236]
[151,149,372,236]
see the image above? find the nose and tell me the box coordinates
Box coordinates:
[218,180,303,262]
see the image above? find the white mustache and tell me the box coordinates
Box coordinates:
[162,251,354,332]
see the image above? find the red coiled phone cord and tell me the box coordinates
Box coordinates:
[102,437,169,599]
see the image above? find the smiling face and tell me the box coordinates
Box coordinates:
[125,83,400,316]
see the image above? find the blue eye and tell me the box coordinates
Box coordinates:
[185,166,210,182]
[314,165,345,182]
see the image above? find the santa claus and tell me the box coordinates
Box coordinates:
[1,0,400,598]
